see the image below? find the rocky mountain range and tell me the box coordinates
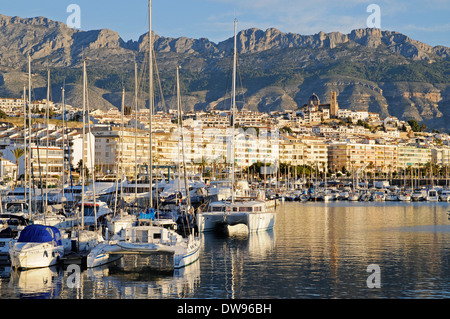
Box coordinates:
[0,13,449,132]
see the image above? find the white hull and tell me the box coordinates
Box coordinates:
[197,211,275,233]
[63,230,104,254]
[427,190,439,202]
[9,242,64,270]
[173,236,201,269]
[321,194,333,201]
[87,227,200,269]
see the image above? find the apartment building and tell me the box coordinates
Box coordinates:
[279,134,304,167]
[397,144,431,168]
[328,142,397,173]
[93,127,150,176]
[0,157,17,181]
[431,147,450,166]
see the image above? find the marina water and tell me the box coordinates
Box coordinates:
[1,201,449,299]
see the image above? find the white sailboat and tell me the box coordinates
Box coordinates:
[86,225,200,269]
[60,59,104,263]
[104,88,138,236]
[398,190,411,201]
[87,0,201,269]
[196,20,275,234]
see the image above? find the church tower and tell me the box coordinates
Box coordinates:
[330,91,339,117]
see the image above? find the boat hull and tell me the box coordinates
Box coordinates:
[174,238,201,269]
[87,237,201,270]
[197,211,275,233]
[9,242,64,270]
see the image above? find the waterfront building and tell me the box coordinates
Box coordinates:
[0,157,17,182]
[328,141,397,173]
[279,134,305,167]
[29,145,64,184]
[93,127,150,176]
[431,147,450,166]
[397,144,431,168]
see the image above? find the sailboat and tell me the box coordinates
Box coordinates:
[58,59,105,264]
[8,56,65,270]
[105,88,138,236]
[196,20,275,234]
[87,0,201,270]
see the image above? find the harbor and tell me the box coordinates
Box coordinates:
[0,0,449,303]
[0,200,449,299]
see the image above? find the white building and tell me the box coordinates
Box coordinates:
[0,157,17,181]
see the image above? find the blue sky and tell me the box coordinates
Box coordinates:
[1,0,449,47]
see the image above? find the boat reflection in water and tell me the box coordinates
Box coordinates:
[86,256,201,299]
[9,266,63,299]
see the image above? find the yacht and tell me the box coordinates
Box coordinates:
[348,191,360,201]
[439,189,450,202]
[371,191,385,201]
[0,213,30,263]
[197,199,275,233]
[426,188,439,202]
[9,224,64,270]
[77,200,113,226]
[411,188,427,201]
[385,192,399,201]
[398,191,411,201]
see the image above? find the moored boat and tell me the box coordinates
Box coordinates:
[86,225,200,269]
[9,224,64,270]
[197,199,275,233]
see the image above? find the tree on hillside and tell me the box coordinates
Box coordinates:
[11,147,25,188]
[408,119,421,132]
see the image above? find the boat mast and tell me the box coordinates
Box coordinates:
[81,59,86,230]
[27,54,32,219]
[148,0,154,209]
[134,61,138,203]
[177,66,191,208]
[61,85,66,206]
[23,86,27,205]
[176,67,182,201]
[231,19,237,204]
[45,68,50,213]
[120,88,125,218]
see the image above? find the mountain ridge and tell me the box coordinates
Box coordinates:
[0,13,449,132]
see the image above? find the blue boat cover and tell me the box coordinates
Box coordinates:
[18,224,62,246]
[139,208,156,220]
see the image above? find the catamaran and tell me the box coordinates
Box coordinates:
[196,20,275,234]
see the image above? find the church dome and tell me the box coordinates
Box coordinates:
[308,93,320,106]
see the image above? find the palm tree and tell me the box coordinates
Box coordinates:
[11,147,25,188]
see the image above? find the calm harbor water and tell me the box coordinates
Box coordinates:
[0,201,449,299]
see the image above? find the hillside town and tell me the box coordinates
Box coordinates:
[0,91,449,187]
